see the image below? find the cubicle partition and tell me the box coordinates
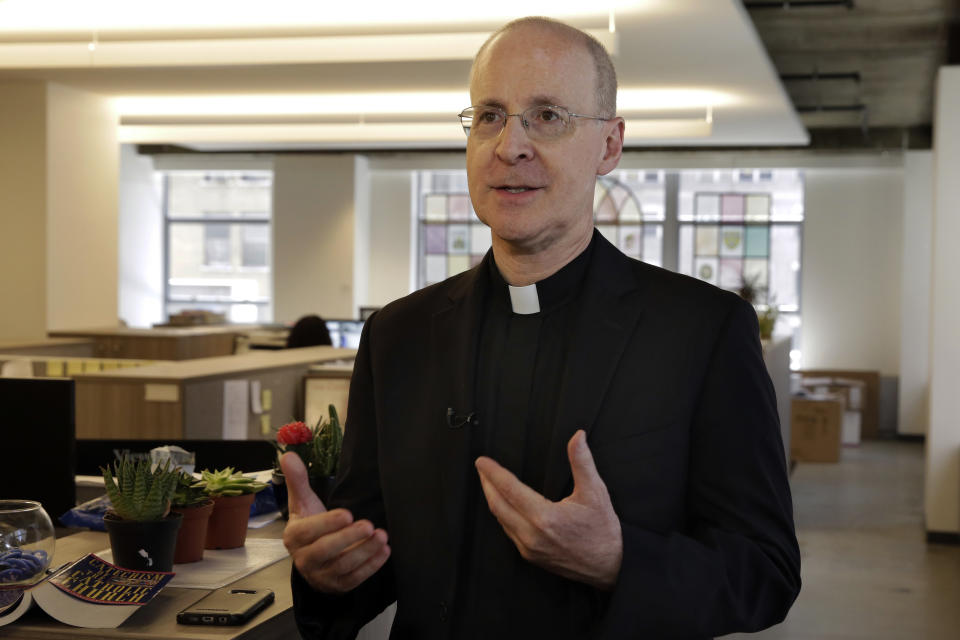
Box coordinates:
[73,346,356,440]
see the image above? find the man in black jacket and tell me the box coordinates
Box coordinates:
[281,16,801,639]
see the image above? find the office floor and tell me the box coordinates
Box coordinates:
[725,439,960,639]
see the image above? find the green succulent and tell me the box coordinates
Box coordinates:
[193,467,268,497]
[101,456,179,521]
[313,405,343,477]
[172,471,210,508]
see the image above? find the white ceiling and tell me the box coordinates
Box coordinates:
[0,0,809,150]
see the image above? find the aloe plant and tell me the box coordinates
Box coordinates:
[101,456,179,521]
[193,467,268,497]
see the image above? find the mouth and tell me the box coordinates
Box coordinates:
[494,185,543,194]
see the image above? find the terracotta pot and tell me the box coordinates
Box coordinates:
[103,511,182,572]
[171,500,214,563]
[205,494,255,550]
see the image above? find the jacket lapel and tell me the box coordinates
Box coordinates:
[543,235,646,500]
[430,255,489,581]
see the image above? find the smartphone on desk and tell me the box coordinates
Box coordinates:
[177,587,274,626]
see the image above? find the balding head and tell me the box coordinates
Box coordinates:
[471,17,618,118]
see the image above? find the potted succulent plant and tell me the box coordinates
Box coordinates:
[101,456,181,572]
[169,472,214,564]
[272,404,344,518]
[192,468,267,550]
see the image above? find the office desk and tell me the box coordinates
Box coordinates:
[1,525,295,640]
[48,327,246,361]
[0,339,94,359]
[73,346,356,439]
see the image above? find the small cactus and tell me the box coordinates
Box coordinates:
[313,405,343,477]
[101,456,179,521]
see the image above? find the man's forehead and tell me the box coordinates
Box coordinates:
[470,27,595,108]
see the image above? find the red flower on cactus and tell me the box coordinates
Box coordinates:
[277,421,312,446]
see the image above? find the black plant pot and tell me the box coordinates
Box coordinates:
[272,471,336,520]
[103,512,183,572]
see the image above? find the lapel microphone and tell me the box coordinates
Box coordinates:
[446,407,479,429]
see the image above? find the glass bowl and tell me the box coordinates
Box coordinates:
[0,500,55,589]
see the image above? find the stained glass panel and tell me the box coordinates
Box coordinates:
[448,195,471,221]
[696,226,719,256]
[719,258,743,289]
[719,226,744,257]
[447,225,469,254]
[721,194,744,221]
[745,226,769,258]
[596,194,617,221]
[695,194,720,221]
[425,255,446,285]
[470,224,491,256]
[619,197,642,222]
[745,194,770,221]
[448,255,470,277]
[425,195,446,221]
[425,225,446,254]
[618,225,642,258]
[695,257,719,285]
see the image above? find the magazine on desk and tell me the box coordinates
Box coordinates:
[0,553,174,628]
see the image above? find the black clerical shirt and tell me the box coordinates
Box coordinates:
[454,237,607,637]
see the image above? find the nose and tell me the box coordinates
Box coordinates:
[495,114,535,164]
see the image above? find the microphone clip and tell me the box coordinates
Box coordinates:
[446,407,479,429]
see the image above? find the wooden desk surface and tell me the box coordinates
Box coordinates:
[74,346,356,383]
[1,525,295,640]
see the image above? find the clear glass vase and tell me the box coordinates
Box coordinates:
[0,500,56,588]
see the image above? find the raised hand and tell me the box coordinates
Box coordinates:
[280,452,391,593]
[475,430,622,590]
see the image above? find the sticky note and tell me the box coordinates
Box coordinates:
[83,360,101,373]
[46,361,65,377]
[66,360,83,376]
[261,414,272,435]
[262,389,273,411]
[145,384,179,402]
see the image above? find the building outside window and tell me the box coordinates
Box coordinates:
[163,171,273,323]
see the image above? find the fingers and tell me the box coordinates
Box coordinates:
[566,430,603,498]
[475,456,548,513]
[291,519,391,594]
[280,451,326,518]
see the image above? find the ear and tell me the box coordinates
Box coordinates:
[597,117,625,176]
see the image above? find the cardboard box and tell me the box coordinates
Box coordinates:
[791,395,844,463]
[801,369,879,439]
[801,377,865,412]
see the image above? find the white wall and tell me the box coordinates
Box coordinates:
[0,81,47,340]
[118,145,164,328]
[899,151,933,436]
[353,156,371,316]
[367,171,416,308]
[925,66,960,535]
[799,167,904,375]
[273,154,356,322]
[45,83,119,331]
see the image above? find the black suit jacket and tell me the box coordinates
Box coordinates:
[292,232,800,639]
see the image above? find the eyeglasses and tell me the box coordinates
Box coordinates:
[458,104,608,141]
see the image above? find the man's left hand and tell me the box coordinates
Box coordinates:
[475,429,622,590]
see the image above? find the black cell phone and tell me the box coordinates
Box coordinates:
[176,587,275,626]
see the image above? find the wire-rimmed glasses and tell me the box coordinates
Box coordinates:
[458,104,608,141]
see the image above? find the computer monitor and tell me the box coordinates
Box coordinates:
[0,378,76,520]
[325,319,365,349]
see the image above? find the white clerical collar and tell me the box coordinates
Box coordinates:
[508,283,540,315]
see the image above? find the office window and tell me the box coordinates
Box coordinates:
[677,169,803,313]
[163,171,273,323]
[415,170,666,288]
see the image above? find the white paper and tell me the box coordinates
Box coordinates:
[250,379,263,414]
[97,538,288,590]
[222,380,250,439]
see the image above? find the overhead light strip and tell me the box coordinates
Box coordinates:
[0,29,616,68]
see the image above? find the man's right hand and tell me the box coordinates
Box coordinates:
[280,452,391,593]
